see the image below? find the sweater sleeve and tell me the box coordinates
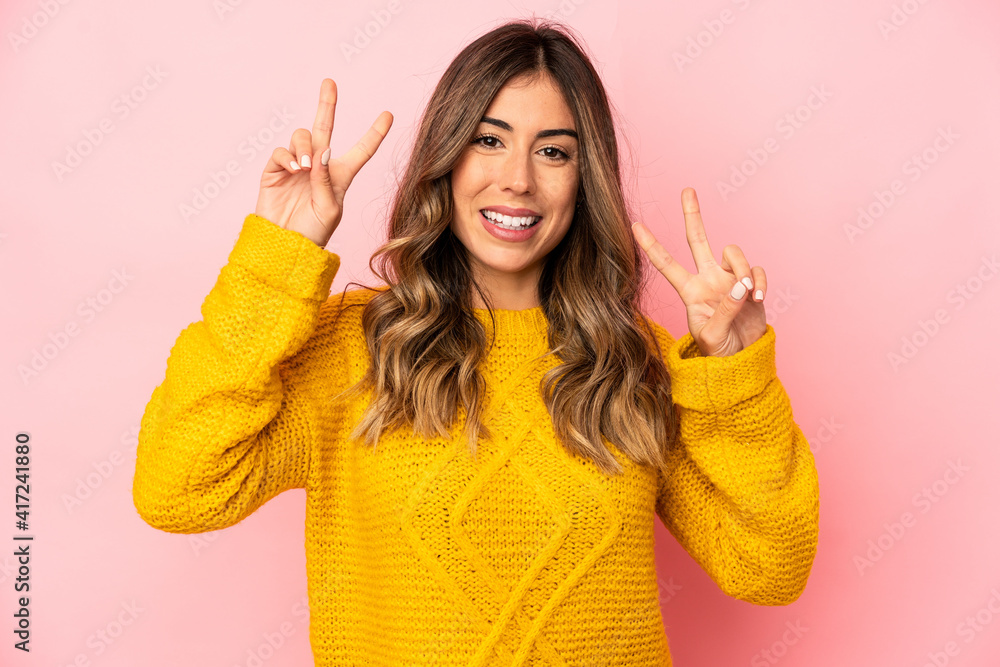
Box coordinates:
[132,213,341,534]
[650,322,820,606]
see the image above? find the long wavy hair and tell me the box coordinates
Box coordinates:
[328,18,679,476]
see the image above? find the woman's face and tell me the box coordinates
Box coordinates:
[449,71,580,308]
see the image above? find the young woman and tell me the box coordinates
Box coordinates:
[133,19,819,666]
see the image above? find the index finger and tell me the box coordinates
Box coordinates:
[312,78,337,155]
[632,220,692,296]
[682,187,717,271]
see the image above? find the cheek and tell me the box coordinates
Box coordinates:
[451,156,489,198]
[545,172,578,205]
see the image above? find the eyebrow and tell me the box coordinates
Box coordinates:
[480,115,578,140]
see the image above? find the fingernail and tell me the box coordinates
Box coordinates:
[741,276,753,290]
[321,147,331,166]
[290,160,300,171]
[754,289,763,301]
[730,281,747,300]
[301,153,311,168]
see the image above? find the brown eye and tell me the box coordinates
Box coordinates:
[541,146,569,160]
[472,133,501,148]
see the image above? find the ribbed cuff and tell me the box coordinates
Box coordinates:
[228,214,341,302]
[666,324,777,412]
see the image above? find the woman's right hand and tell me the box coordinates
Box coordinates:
[255,78,393,247]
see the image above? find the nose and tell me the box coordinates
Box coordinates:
[497,147,535,195]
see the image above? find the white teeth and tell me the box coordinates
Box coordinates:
[481,210,540,229]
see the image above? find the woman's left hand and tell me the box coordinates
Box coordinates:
[631,187,767,358]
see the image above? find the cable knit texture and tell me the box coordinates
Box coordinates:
[133,213,820,666]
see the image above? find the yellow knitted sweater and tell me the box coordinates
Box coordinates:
[133,213,819,666]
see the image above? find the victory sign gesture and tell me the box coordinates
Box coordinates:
[255,78,393,247]
[631,188,768,358]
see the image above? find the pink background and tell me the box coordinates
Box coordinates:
[2,0,999,665]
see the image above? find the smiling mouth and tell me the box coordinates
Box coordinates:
[480,209,542,230]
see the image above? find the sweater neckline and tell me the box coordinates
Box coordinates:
[473,305,547,337]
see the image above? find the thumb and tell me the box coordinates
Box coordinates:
[712,277,752,329]
[310,147,337,213]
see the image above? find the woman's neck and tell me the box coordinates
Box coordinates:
[470,268,542,311]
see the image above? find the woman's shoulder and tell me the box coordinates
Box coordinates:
[315,285,386,338]
[288,287,382,375]
[636,311,678,357]
[323,285,385,310]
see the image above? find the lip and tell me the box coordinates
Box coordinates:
[480,205,541,217]
[479,209,542,242]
